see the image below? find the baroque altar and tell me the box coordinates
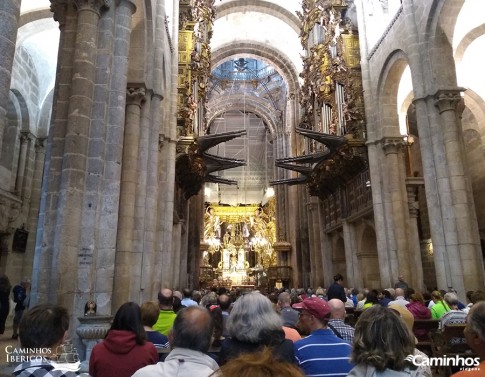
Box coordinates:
[200,200,277,287]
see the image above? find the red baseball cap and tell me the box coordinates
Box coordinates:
[292,297,331,321]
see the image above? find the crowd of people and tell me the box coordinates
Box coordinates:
[8,274,485,377]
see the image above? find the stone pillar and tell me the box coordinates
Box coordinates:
[406,179,425,291]
[434,88,484,292]
[308,197,323,287]
[381,137,411,283]
[113,86,145,310]
[0,0,21,158]
[14,132,31,197]
[135,93,152,303]
[342,220,362,290]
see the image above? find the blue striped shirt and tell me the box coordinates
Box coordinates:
[294,328,353,377]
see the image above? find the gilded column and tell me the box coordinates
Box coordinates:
[113,86,145,310]
[434,88,484,292]
[0,0,21,158]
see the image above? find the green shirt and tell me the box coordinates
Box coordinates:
[431,301,450,319]
[152,310,177,336]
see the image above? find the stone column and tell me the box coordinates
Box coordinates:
[342,220,362,289]
[135,93,152,303]
[112,86,145,310]
[381,137,411,283]
[434,88,484,292]
[406,179,425,291]
[14,132,32,197]
[308,197,323,287]
[0,0,21,158]
[32,1,75,305]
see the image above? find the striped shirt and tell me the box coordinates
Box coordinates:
[294,328,353,377]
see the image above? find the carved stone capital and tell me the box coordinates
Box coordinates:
[381,137,404,155]
[19,132,33,144]
[126,87,146,107]
[35,138,47,152]
[434,88,465,114]
[73,0,111,13]
[50,0,68,25]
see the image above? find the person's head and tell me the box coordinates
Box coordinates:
[293,297,332,333]
[21,278,31,289]
[182,288,192,298]
[431,290,443,303]
[278,292,292,308]
[19,304,69,349]
[226,291,282,343]
[328,298,346,320]
[395,287,405,298]
[352,305,415,371]
[381,289,392,300]
[218,293,231,311]
[212,347,306,377]
[471,290,485,304]
[333,274,344,284]
[444,292,459,308]
[158,288,174,308]
[171,306,214,353]
[464,301,485,358]
[409,292,425,304]
[201,291,218,308]
[173,295,183,313]
[140,301,160,328]
[365,290,379,305]
[110,302,146,345]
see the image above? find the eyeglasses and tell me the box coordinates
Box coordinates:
[298,311,312,319]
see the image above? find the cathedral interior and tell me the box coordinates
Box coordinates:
[0,0,484,324]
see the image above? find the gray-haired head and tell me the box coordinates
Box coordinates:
[468,301,485,343]
[444,292,459,306]
[226,291,282,343]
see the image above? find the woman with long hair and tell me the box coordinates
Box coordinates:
[349,305,424,376]
[89,302,158,377]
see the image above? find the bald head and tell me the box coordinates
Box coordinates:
[328,298,346,320]
[395,288,405,298]
[171,306,214,353]
[158,288,173,308]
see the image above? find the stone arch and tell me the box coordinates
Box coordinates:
[358,223,380,289]
[422,0,464,89]
[211,41,300,100]
[37,89,54,139]
[455,24,485,64]
[207,95,279,138]
[376,50,409,138]
[19,9,52,28]
[215,0,300,34]
[128,0,153,85]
